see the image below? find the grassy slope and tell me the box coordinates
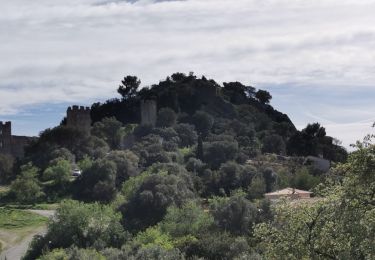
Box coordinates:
[0,209,48,252]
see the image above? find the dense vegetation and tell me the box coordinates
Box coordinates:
[0,73,364,260]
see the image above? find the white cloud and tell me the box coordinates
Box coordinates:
[1,0,375,145]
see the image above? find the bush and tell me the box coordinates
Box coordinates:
[157,108,177,128]
[210,193,258,236]
[204,135,239,169]
[75,159,117,202]
[159,202,214,239]
[121,171,196,232]
[174,124,198,147]
[43,159,71,188]
[24,200,127,259]
[0,154,14,184]
[10,163,44,204]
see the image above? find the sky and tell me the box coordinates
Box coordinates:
[1,0,375,149]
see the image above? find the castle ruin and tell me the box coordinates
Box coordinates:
[66,105,91,133]
[0,121,35,158]
[140,100,157,126]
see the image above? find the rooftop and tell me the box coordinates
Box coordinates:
[265,188,312,196]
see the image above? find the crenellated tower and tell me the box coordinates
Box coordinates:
[140,100,157,126]
[66,105,92,133]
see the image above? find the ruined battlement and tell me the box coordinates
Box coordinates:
[0,121,11,131]
[66,105,92,133]
[67,105,91,113]
[0,121,11,140]
[0,121,33,158]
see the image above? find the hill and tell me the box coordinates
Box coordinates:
[0,72,351,260]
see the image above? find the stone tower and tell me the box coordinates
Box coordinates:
[0,121,12,155]
[66,105,91,133]
[141,100,157,126]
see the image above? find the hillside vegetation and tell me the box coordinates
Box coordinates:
[1,73,368,260]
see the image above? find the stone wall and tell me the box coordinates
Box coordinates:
[140,100,157,126]
[0,121,12,155]
[12,136,35,158]
[0,121,34,158]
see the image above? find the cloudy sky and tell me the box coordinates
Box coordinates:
[1,0,375,149]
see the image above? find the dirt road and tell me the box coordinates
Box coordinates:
[0,210,54,260]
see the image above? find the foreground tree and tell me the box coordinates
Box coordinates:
[255,138,375,259]
[10,163,44,204]
[24,200,127,260]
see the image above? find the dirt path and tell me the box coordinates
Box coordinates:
[0,210,54,260]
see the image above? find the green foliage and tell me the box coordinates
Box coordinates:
[192,111,214,137]
[247,175,266,200]
[287,122,347,162]
[174,123,198,147]
[24,200,127,260]
[190,231,251,260]
[255,89,272,104]
[121,171,151,202]
[5,73,353,259]
[75,159,117,202]
[43,159,71,187]
[0,153,14,184]
[132,134,172,167]
[92,117,126,149]
[117,75,141,100]
[185,158,206,175]
[157,108,177,128]
[125,246,185,260]
[294,167,320,190]
[255,140,375,259]
[133,226,174,250]
[204,135,239,169]
[210,192,259,236]
[0,209,47,229]
[159,202,214,239]
[106,150,139,188]
[262,134,286,155]
[10,163,44,204]
[39,247,106,260]
[121,169,196,232]
[77,155,93,172]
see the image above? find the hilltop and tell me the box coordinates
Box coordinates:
[0,72,351,259]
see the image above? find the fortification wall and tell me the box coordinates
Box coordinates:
[0,121,12,155]
[12,136,35,158]
[141,100,157,126]
[67,105,91,133]
[0,121,35,158]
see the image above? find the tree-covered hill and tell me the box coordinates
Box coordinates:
[0,72,354,260]
[91,72,346,162]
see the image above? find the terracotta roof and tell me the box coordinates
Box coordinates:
[265,188,312,196]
